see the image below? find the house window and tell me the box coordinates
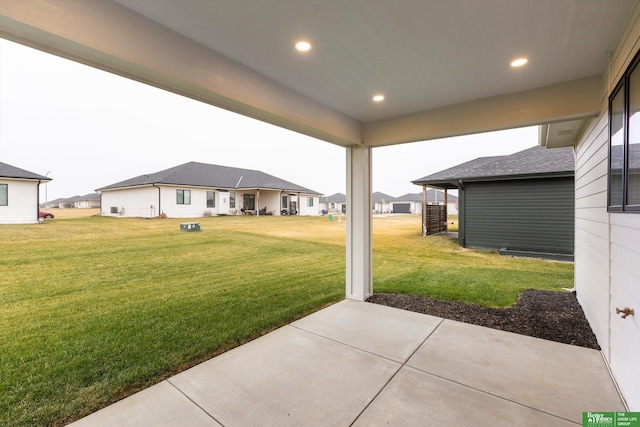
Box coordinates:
[330,203,335,209]
[177,189,191,205]
[282,195,287,207]
[206,191,215,208]
[0,184,7,206]
[229,192,235,208]
[307,197,314,207]
[243,194,255,210]
[609,50,640,212]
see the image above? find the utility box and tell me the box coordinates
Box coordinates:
[180,222,201,232]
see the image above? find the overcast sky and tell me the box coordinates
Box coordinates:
[0,39,537,202]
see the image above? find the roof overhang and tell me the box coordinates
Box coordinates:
[0,1,633,149]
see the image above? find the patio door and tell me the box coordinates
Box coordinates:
[243,194,255,210]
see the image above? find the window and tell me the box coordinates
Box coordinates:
[243,194,255,210]
[0,184,7,206]
[177,189,191,205]
[307,197,314,207]
[206,191,215,208]
[229,192,235,208]
[282,195,287,207]
[609,50,640,212]
[330,203,335,209]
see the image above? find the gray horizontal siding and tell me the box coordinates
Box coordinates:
[462,177,574,254]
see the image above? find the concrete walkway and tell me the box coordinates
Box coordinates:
[69,300,625,426]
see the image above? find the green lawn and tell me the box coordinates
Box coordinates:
[0,214,573,426]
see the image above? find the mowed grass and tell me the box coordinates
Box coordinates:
[1,214,573,426]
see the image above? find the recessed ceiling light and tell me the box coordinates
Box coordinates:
[510,57,528,67]
[295,41,311,52]
[373,94,385,102]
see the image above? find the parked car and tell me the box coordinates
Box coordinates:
[39,211,55,219]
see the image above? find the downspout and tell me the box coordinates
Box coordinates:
[422,184,427,236]
[458,179,465,247]
[152,184,161,217]
[36,179,41,222]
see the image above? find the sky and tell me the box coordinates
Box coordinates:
[0,39,537,203]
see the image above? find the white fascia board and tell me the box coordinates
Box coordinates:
[363,76,602,147]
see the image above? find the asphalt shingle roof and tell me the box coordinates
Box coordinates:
[97,162,320,194]
[412,146,574,188]
[0,162,51,181]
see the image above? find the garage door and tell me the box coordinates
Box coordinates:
[392,203,411,213]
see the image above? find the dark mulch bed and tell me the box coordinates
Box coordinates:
[367,289,600,350]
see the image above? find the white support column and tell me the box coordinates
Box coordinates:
[346,145,372,301]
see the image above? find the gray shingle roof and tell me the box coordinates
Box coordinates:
[412,146,574,188]
[321,192,346,203]
[0,162,51,181]
[372,192,394,203]
[97,162,320,194]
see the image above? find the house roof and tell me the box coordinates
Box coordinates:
[392,191,459,203]
[372,192,394,203]
[320,193,346,203]
[412,146,575,189]
[97,162,320,195]
[0,162,51,181]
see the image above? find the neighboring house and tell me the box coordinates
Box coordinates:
[320,193,346,214]
[0,161,52,224]
[96,161,321,218]
[372,192,393,214]
[390,190,459,215]
[69,193,101,208]
[413,146,574,260]
[390,193,423,214]
[46,193,101,209]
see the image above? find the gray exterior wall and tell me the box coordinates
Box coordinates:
[459,177,574,257]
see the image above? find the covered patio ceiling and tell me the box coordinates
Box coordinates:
[0,0,635,149]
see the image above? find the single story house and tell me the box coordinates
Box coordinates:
[6,1,640,409]
[390,193,422,214]
[391,190,459,215]
[0,161,52,224]
[45,193,101,209]
[319,193,347,214]
[413,146,575,260]
[96,161,321,218]
[372,192,393,214]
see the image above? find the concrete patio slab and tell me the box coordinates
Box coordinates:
[407,319,626,424]
[67,300,625,426]
[168,324,401,427]
[68,380,221,427]
[353,366,577,427]
[291,299,442,362]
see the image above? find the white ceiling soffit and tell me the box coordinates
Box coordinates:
[0,0,636,147]
[538,119,590,149]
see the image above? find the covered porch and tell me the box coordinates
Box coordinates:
[1,0,638,416]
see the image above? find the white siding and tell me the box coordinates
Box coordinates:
[0,179,39,224]
[575,114,611,355]
[574,4,640,409]
[298,195,320,215]
[101,187,159,218]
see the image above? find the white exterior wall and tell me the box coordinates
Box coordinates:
[160,186,217,218]
[0,179,39,224]
[575,5,640,409]
[298,195,320,215]
[101,187,159,218]
[575,114,611,354]
[256,191,280,215]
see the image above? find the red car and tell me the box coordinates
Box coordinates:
[39,211,55,219]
